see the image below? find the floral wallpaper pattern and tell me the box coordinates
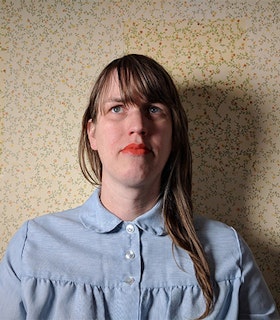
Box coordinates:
[1,0,279,308]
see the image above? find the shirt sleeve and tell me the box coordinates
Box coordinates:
[236,232,279,319]
[0,222,28,319]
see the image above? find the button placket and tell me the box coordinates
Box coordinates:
[123,223,140,286]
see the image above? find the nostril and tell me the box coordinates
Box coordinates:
[130,128,147,136]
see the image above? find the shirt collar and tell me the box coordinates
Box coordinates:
[80,188,166,236]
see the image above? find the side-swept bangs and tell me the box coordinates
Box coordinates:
[114,55,179,109]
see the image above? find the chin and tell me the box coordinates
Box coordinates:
[121,172,160,189]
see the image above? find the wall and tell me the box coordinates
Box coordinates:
[1,0,279,309]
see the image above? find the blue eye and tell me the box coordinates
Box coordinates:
[149,106,161,113]
[111,106,123,113]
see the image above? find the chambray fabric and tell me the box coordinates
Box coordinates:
[0,189,278,320]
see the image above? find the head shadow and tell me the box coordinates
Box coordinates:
[179,84,259,225]
[178,84,279,305]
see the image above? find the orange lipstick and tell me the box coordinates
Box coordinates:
[122,143,150,155]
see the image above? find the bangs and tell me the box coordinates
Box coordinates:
[93,54,179,118]
[116,60,167,106]
[106,56,175,104]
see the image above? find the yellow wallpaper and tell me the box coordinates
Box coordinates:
[1,0,279,308]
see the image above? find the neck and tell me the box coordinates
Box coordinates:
[99,181,160,221]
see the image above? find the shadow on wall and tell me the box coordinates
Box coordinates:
[180,85,280,308]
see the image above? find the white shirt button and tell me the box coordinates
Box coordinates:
[125,250,135,260]
[126,224,135,234]
[124,276,135,285]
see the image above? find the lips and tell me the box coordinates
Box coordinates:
[122,143,151,155]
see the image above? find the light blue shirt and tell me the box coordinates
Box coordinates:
[0,189,278,319]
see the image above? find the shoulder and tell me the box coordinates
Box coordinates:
[28,190,98,231]
[194,215,243,281]
[30,205,83,227]
[194,215,238,241]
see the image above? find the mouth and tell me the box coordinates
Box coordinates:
[121,143,151,155]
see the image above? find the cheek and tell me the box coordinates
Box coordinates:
[155,125,172,156]
[95,124,122,150]
[162,123,172,146]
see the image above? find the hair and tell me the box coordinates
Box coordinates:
[79,54,214,319]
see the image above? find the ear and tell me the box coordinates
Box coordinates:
[87,119,98,150]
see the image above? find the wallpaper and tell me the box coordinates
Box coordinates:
[1,0,279,308]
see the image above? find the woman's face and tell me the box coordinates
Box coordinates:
[87,72,172,192]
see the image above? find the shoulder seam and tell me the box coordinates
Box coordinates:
[20,221,29,261]
[230,227,242,275]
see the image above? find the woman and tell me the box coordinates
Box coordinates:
[0,54,278,319]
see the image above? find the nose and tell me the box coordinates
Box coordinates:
[128,108,147,136]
